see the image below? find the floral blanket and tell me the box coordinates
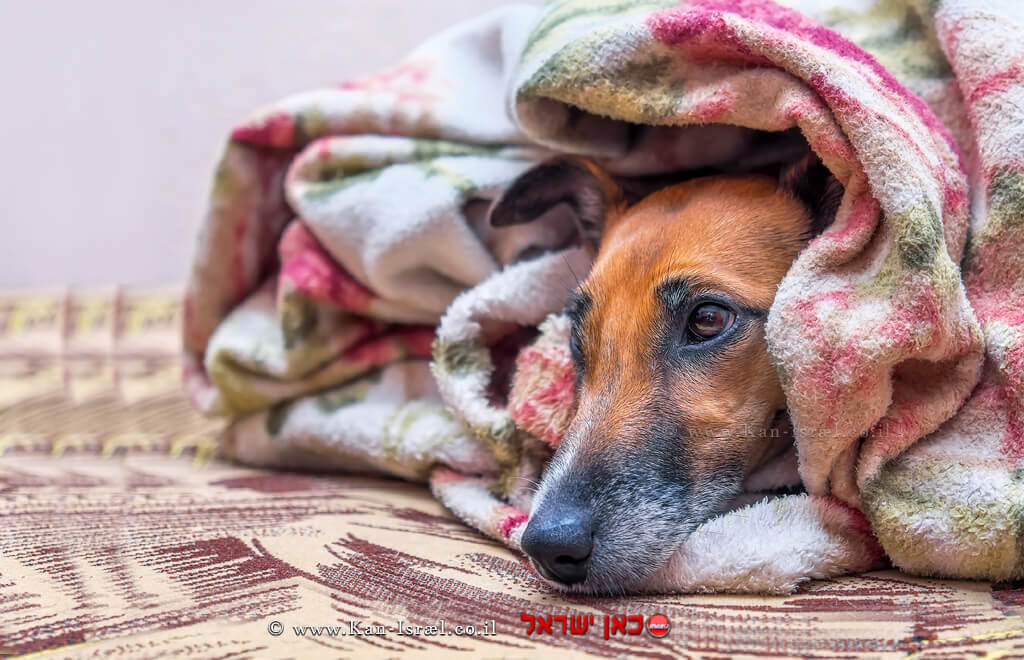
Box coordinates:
[184,0,1024,592]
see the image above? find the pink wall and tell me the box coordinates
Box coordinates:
[0,0,530,287]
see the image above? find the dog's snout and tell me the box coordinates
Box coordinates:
[521,504,593,585]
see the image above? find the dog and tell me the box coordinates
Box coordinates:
[489,153,842,593]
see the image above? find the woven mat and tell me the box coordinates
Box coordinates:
[2,291,1023,658]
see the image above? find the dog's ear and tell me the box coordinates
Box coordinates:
[489,157,624,254]
[779,153,844,236]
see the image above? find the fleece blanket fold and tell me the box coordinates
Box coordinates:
[184,0,1024,593]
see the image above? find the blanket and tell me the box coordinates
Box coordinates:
[184,0,1024,593]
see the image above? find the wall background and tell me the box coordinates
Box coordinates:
[0,0,530,287]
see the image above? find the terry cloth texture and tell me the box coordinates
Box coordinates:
[184,0,1024,593]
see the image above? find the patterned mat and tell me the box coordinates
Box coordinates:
[2,291,1024,658]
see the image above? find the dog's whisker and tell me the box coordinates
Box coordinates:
[562,252,582,289]
[512,475,542,491]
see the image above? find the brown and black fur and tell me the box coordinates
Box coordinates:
[490,155,840,593]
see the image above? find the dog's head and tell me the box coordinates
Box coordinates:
[490,155,841,593]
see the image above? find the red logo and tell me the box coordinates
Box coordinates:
[646,613,670,638]
[520,612,670,640]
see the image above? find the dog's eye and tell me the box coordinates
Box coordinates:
[687,304,735,340]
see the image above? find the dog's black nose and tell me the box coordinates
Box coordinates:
[521,506,593,585]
